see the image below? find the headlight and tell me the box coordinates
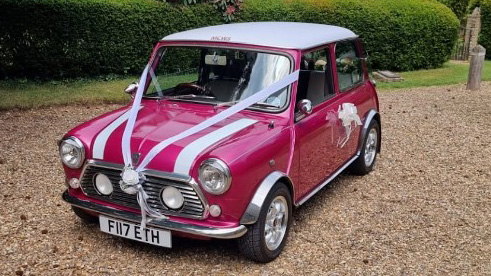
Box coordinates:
[59,137,85,169]
[198,159,231,195]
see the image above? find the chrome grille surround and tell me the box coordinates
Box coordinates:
[79,160,209,220]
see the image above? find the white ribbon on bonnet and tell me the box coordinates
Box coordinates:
[120,63,300,229]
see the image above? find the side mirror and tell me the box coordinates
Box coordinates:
[125,82,138,96]
[298,99,313,116]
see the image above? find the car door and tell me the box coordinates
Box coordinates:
[293,46,342,199]
[332,39,374,161]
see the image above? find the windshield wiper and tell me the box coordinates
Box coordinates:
[160,94,216,100]
[214,100,239,107]
[214,101,279,109]
[251,102,279,108]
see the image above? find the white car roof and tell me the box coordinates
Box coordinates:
[161,22,358,50]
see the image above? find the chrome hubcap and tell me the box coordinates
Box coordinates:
[264,196,288,251]
[364,128,378,167]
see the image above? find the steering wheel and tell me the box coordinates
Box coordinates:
[174,83,206,93]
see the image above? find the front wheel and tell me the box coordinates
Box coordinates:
[350,120,380,175]
[238,183,292,263]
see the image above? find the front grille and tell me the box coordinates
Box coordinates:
[80,163,206,219]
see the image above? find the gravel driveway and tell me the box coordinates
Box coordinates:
[1,83,490,275]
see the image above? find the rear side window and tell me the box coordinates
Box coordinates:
[335,41,363,92]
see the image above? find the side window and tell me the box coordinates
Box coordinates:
[296,48,334,107]
[335,41,363,92]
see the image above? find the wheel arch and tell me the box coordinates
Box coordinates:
[357,109,381,155]
[240,171,294,225]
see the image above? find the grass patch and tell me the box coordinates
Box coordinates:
[0,78,135,110]
[1,61,490,110]
[0,74,196,110]
[377,60,491,90]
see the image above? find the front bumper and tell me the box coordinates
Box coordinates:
[62,190,247,239]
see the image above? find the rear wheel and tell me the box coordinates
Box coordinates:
[238,183,292,263]
[350,120,380,175]
[72,206,98,224]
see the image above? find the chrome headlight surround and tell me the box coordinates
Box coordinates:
[59,137,85,169]
[198,158,231,195]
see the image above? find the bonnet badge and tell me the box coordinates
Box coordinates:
[131,152,141,165]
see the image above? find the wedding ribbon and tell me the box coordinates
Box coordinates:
[120,64,299,228]
[337,103,362,148]
[121,64,150,167]
[136,183,165,229]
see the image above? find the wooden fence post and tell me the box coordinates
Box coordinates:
[466,45,486,91]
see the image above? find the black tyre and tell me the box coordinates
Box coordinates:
[238,183,292,263]
[350,120,380,175]
[72,206,98,224]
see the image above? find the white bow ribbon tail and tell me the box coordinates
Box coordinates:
[136,186,167,230]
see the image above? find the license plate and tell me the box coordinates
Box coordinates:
[99,216,171,248]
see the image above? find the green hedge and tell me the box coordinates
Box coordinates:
[239,0,459,71]
[0,0,459,79]
[0,0,221,79]
[437,0,470,19]
[478,0,491,58]
[468,0,483,12]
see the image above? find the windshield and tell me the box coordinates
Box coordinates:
[144,47,292,110]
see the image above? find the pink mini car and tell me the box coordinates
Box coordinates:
[60,22,380,262]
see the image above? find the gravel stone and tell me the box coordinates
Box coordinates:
[0,84,490,275]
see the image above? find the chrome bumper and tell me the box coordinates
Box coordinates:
[62,191,247,239]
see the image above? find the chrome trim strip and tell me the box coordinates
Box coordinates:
[62,191,246,239]
[78,160,95,196]
[185,178,209,218]
[296,154,358,206]
[174,118,258,175]
[240,171,292,225]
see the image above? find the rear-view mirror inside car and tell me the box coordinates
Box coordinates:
[205,54,227,66]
